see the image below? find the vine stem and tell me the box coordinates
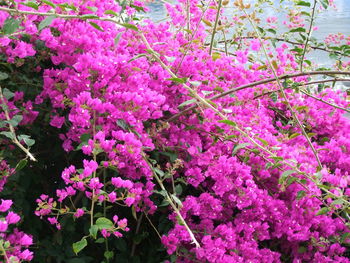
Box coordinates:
[90,111,97,227]
[0,86,37,161]
[0,240,9,263]
[168,71,350,122]
[215,36,350,57]
[0,6,123,25]
[209,0,223,55]
[299,89,350,112]
[300,0,317,71]
[243,8,323,169]
[143,155,200,248]
[253,78,350,99]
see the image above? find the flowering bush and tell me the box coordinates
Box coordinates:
[0,0,350,262]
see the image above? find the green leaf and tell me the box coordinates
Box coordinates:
[104,251,114,260]
[8,115,23,127]
[257,26,264,34]
[189,81,201,87]
[267,28,276,34]
[153,167,165,177]
[95,238,105,243]
[178,99,196,108]
[81,14,99,19]
[296,190,306,200]
[211,52,221,61]
[316,207,329,215]
[171,194,182,207]
[95,217,114,230]
[130,4,145,13]
[340,232,350,243]
[296,1,311,7]
[319,0,329,9]
[279,169,296,184]
[42,0,56,8]
[57,3,77,11]
[114,32,122,46]
[38,16,55,31]
[298,246,307,253]
[256,137,268,146]
[175,184,183,195]
[331,199,344,206]
[72,238,87,255]
[15,159,28,172]
[121,23,138,32]
[80,133,90,143]
[167,77,187,84]
[0,131,15,140]
[23,137,35,147]
[269,92,278,102]
[22,2,39,10]
[2,88,14,99]
[218,119,237,126]
[175,215,185,226]
[0,72,9,81]
[286,176,298,187]
[86,6,98,12]
[116,119,128,130]
[89,22,104,32]
[289,133,301,139]
[3,18,20,35]
[104,10,119,16]
[289,27,306,33]
[89,225,99,239]
[269,156,284,161]
[232,143,250,155]
[128,54,147,63]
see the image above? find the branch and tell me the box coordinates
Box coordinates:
[300,89,350,112]
[209,0,222,55]
[0,6,123,25]
[0,87,37,161]
[168,71,350,122]
[215,37,350,58]
[300,0,317,71]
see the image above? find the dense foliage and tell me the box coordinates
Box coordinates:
[0,0,350,262]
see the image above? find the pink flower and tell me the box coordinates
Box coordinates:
[6,212,21,224]
[0,199,12,212]
[50,115,65,128]
[19,249,33,261]
[74,208,84,218]
[124,197,135,207]
[0,220,8,232]
[19,234,33,246]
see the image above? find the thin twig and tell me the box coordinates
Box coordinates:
[253,78,350,99]
[0,6,123,26]
[215,37,350,57]
[300,89,350,112]
[0,86,37,161]
[209,0,222,55]
[143,154,200,248]
[300,0,317,71]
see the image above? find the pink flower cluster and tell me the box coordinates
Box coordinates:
[0,0,349,262]
[0,162,33,262]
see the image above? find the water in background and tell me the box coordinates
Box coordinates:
[147,0,350,39]
[146,0,350,89]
